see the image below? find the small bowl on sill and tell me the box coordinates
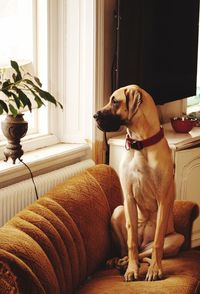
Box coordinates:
[170,117,196,133]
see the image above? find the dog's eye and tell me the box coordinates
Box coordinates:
[112,97,119,105]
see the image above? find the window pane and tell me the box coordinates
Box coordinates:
[0,0,49,141]
[0,0,33,66]
[0,0,35,141]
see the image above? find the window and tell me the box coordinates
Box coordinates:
[0,0,97,162]
[0,0,56,154]
[187,94,200,112]
[0,0,99,189]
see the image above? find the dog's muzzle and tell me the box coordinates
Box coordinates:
[93,111,122,132]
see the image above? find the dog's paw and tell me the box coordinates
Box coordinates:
[117,256,128,267]
[106,256,129,274]
[115,256,129,274]
[106,257,120,269]
[124,263,139,281]
[145,263,163,281]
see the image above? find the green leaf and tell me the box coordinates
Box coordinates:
[25,73,42,87]
[0,99,9,113]
[1,89,13,97]
[2,80,12,89]
[23,79,37,88]
[12,92,21,109]
[9,104,18,117]
[10,60,22,81]
[0,104,4,115]
[35,96,45,108]
[16,89,32,112]
[12,73,18,83]
[57,101,63,110]
[28,88,45,108]
[34,87,57,106]
[33,76,42,87]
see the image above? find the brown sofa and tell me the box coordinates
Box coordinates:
[0,164,199,294]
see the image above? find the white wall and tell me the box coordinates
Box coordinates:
[158,99,186,123]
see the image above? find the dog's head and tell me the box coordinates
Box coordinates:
[93,85,143,132]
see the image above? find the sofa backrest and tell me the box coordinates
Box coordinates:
[0,164,123,294]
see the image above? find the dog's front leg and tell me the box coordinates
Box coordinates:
[146,200,171,281]
[124,194,139,281]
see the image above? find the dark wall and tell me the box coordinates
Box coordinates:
[114,0,199,105]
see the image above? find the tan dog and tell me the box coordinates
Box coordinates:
[94,85,184,281]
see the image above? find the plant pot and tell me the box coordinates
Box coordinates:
[1,114,28,164]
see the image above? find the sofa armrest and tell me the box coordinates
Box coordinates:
[173,200,199,250]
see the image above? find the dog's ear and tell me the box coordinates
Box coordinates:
[124,88,143,120]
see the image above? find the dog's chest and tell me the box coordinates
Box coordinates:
[120,150,159,212]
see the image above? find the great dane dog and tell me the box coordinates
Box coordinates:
[93,85,184,281]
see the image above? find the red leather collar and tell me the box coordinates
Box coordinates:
[125,127,164,151]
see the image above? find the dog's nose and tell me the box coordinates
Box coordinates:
[93,111,101,120]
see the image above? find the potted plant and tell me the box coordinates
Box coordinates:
[0,60,63,164]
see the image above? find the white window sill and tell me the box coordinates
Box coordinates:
[0,142,91,188]
[0,133,60,159]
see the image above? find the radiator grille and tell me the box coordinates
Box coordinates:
[0,159,95,227]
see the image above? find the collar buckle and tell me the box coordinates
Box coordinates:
[125,135,143,151]
[131,140,143,150]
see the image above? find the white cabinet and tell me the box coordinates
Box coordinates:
[108,123,200,247]
[174,147,200,247]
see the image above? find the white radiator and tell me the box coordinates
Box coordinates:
[0,159,95,227]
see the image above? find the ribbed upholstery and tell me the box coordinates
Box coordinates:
[0,164,123,293]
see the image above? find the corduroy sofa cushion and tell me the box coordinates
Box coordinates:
[76,250,200,294]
